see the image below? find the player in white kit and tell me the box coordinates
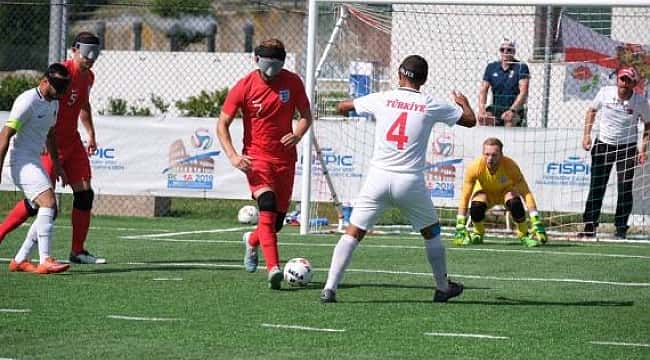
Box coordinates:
[0,63,72,274]
[320,55,476,303]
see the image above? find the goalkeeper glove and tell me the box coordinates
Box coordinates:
[452,215,469,246]
[530,214,548,244]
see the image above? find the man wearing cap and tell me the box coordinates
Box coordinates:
[0,63,72,274]
[319,55,476,304]
[579,66,650,239]
[0,32,106,264]
[217,38,312,290]
[478,38,530,127]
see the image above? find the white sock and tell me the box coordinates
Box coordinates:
[34,208,56,264]
[324,234,359,291]
[14,225,38,263]
[424,235,448,291]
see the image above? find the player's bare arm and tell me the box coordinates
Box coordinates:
[281,108,313,147]
[582,108,597,151]
[80,102,97,156]
[0,126,17,182]
[46,127,67,186]
[478,80,490,120]
[452,90,476,128]
[216,111,252,172]
[336,100,355,115]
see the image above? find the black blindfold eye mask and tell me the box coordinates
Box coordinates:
[48,75,71,95]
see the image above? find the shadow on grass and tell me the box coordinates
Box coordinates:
[344,295,633,306]
[71,265,241,275]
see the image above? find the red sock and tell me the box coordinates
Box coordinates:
[71,208,91,254]
[248,230,260,247]
[257,211,279,271]
[0,201,31,243]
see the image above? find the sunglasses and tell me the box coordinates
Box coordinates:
[618,76,634,83]
[499,47,515,54]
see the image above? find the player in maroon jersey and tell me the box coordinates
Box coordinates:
[0,32,105,264]
[217,38,312,289]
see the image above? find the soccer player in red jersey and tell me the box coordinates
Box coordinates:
[0,32,105,264]
[217,38,312,290]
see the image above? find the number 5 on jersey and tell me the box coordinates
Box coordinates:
[386,112,409,150]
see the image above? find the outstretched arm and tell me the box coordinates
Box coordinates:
[336,100,355,115]
[452,91,476,128]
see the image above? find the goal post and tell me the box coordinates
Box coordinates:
[300,0,650,238]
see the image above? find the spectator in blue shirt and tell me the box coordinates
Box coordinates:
[478,38,530,127]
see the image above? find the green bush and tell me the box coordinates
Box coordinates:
[0,74,40,111]
[107,97,127,116]
[175,88,228,118]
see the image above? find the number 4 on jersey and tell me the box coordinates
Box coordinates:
[386,112,409,150]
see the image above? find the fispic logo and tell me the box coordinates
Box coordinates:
[317,148,353,167]
[546,156,590,175]
[91,147,116,159]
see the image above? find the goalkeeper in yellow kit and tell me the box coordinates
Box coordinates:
[453,137,547,247]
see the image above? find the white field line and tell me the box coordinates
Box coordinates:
[107,315,182,322]
[424,332,509,340]
[118,261,650,287]
[121,227,251,239]
[0,308,30,313]
[152,278,183,281]
[261,323,345,333]
[590,341,650,348]
[120,237,650,260]
[0,358,16,360]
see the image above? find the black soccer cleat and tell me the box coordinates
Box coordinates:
[320,288,337,303]
[433,280,464,303]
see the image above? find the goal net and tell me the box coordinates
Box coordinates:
[301,1,650,240]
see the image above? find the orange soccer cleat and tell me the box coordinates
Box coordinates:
[35,257,70,275]
[9,259,37,273]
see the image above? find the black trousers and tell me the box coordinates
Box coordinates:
[583,139,637,228]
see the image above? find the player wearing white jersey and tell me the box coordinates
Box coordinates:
[0,63,71,274]
[320,55,476,303]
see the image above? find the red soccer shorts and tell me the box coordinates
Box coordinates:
[41,137,92,186]
[246,159,295,213]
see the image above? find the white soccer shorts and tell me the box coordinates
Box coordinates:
[349,166,439,232]
[10,157,53,205]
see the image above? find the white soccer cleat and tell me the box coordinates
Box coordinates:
[69,251,107,264]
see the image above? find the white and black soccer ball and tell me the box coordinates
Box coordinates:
[283,257,313,287]
[237,205,258,224]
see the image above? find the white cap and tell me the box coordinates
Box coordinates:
[500,37,516,50]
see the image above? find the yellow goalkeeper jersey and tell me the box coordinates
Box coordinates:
[459,155,537,210]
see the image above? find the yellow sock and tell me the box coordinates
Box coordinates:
[473,221,485,235]
[516,221,528,238]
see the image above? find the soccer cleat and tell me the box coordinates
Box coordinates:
[69,250,107,264]
[320,288,337,303]
[36,257,70,274]
[433,280,464,302]
[614,226,628,240]
[577,223,596,239]
[9,259,37,273]
[468,231,484,245]
[519,235,540,248]
[242,232,258,273]
[267,266,283,290]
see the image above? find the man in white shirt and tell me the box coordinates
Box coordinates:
[579,66,650,239]
[320,55,476,303]
[0,63,71,274]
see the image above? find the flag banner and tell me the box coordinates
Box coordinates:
[562,15,650,100]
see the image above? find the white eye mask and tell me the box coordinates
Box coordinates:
[76,42,101,60]
[257,57,284,77]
